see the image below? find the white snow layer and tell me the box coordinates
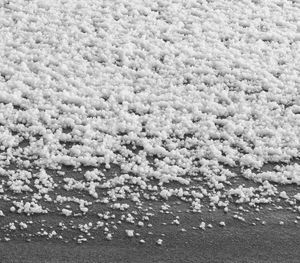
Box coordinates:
[0,0,299,241]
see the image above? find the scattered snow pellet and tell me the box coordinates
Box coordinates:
[19,222,28,229]
[279,191,289,199]
[137,221,144,227]
[106,233,112,241]
[219,221,226,227]
[199,222,206,230]
[61,209,72,217]
[125,230,134,237]
[294,194,300,201]
[172,219,180,225]
[156,239,163,246]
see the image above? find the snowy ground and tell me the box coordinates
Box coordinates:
[0,0,300,261]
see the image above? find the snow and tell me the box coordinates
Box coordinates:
[219,221,226,227]
[19,222,28,229]
[294,193,300,201]
[125,229,134,237]
[106,233,113,240]
[199,222,206,230]
[279,191,289,199]
[156,239,163,246]
[61,208,72,217]
[9,223,16,231]
[0,0,299,244]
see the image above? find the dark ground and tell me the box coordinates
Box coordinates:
[1,208,300,263]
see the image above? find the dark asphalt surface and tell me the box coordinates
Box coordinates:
[1,208,300,263]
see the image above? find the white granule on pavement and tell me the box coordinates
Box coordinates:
[156,239,163,245]
[125,229,134,237]
[0,0,299,243]
[219,221,226,227]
